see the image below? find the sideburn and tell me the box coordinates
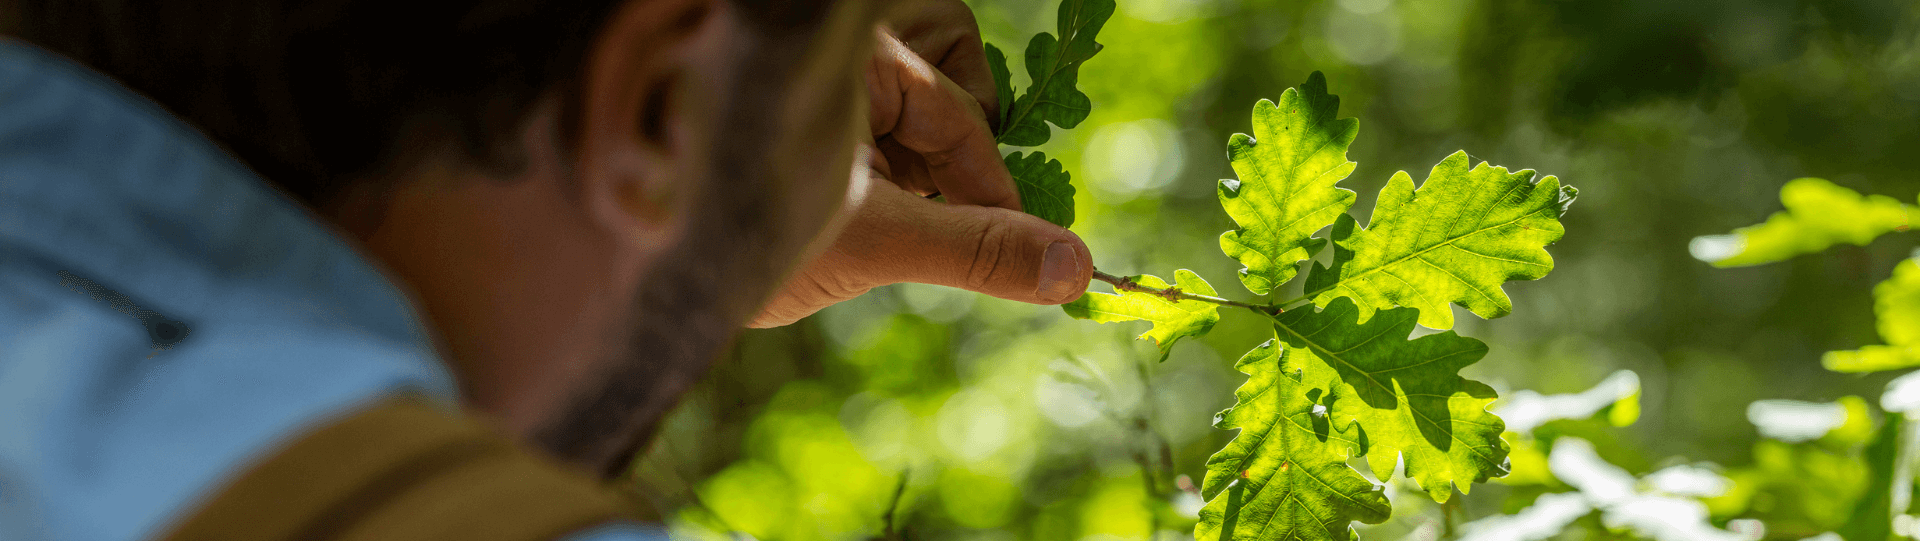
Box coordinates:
[531,2,873,479]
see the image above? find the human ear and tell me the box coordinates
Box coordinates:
[574,0,733,241]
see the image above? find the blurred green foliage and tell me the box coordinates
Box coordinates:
[1691,178,1913,269]
[635,0,1920,539]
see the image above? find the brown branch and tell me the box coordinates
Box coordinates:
[1091,269,1276,314]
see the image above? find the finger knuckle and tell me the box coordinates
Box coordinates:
[965,219,1015,291]
[806,269,872,303]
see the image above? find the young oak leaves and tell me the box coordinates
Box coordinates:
[1062,270,1221,362]
[1063,72,1576,540]
[983,0,1115,228]
[1219,72,1358,296]
[1198,338,1389,541]
[1274,298,1508,503]
[1311,152,1576,330]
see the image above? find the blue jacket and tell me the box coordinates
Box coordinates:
[0,39,660,541]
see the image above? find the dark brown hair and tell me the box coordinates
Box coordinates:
[6,0,840,207]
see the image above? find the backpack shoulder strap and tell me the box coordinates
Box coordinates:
[157,395,644,541]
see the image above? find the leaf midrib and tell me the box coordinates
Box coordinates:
[1269,314,1499,464]
[1334,204,1554,296]
[995,0,1100,145]
[1223,399,1382,539]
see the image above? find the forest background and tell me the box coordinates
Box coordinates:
[634,0,1920,539]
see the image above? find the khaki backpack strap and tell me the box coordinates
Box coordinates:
[158,395,644,541]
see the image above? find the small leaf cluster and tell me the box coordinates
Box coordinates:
[982,0,1114,228]
[1694,179,1920,540]
[1065,72,1578,540]
[1692,179,1920,372]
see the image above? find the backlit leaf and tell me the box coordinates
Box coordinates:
[1691,178,1913,268]
[1273,297,1511,501]
[1196,337,1390,541]
[1313,151,1575,330]
[1062,270,1219,361]
[1218,72,1359,296]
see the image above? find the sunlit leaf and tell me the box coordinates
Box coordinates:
[1063,270,1220,361]
[1825,258,1920,372]
[993,0,1114,147]
[1273,297,1511,501]
[1004,151,1075,227]
[1691,177,1913,268]
[1313,151,1576,329]
[1218,72,1358,296]
[1196,337,1390,541]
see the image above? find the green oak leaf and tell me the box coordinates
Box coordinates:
[1691,178,1913,268]
[1313,151,1575,330]
[1825,258,1920,372]
[1273,297,1510,501]
[1197,337,1390,541]
[1219,72,1359,296]
[1005,151,1076,227]
[993,0,1114,147]
[984,43,1016,130]
[1062,269,1219,362]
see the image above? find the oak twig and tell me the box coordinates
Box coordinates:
[1091,269,1276,314]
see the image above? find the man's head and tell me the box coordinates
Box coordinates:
[9,0,877,475]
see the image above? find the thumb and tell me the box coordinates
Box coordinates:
[840,185,1092,304]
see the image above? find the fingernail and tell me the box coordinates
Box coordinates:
[1038,241,1080,302]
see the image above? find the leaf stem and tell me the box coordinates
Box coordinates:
[882,469,910,539]
[1091,269,1276,313]
[1270,283,1338,311]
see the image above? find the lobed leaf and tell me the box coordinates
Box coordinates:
[1005,151,1076,228]
[1062,270,1219,361]
[1218,72,1359,296]
[1313,151,1575,330]
[1691,177,1913,268]
[994,0,1114,147]
[1272,297,1511,501]
[1196,337,1390,541]
[1825,258,1920,372]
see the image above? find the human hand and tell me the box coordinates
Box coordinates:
[747,25,1092,328]
[880,0,1001,128]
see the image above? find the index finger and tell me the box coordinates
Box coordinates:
[883,0,998,125]
[869,29,1020,211]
